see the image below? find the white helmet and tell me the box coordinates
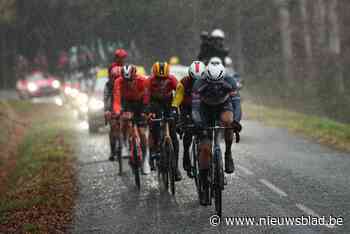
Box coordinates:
[188,61,206,80]
[224,57,233,66]
[122,64,137,80]
[211,29,225,39]
[206,63,225,82]
[209,57,223,66]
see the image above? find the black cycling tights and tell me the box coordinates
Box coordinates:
[183,131,193,156]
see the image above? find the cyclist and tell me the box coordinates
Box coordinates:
[113,64,151,174]
[172,61,206,177]
[145,62,182,181]
[192,63,240,205]
[208,56,242,122]
[104,48,127,161]
[210,29,229,65]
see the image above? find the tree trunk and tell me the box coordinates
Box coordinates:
[328,0,344,94]
[235,0,245,75]
[276,0,293,90]
[300,0,314,81]
[1,26,8,89]
[316,0,327,47]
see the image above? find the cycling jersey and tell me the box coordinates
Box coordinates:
[172,76,194,109]
[104,62,123,112]
[192,75,237,125]
[112,75,148,114]
[145,75,177,108]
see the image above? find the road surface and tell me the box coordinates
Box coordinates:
[70,120,349,233]
[0,90,17,100]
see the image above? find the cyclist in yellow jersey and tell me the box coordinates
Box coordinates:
[172,61,206,176]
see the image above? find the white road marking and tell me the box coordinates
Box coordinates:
[296,203,336,229]
[259,179,288,197]
[237,165,254,175]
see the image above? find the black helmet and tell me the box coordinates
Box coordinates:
[200,31,209,39]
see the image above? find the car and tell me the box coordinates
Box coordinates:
[87,71,108,133]
[16,71,61,99]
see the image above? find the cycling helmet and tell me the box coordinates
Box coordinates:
[211,29,225,39]
[122,64,137,81]
[152,62,169,78]
[209,57,223,66]
[200,31,209,39]
[224,57,233,66]
[114,48,128,59]
[188,61,206,80]
[206,63,225,82]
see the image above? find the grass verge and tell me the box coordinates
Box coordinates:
[0,101,76,233]
[243,101,350,152]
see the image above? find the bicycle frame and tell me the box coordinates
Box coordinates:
[124,115,142,189]
[150,113,176,194]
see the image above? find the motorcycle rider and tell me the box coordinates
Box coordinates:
[192,63,241,204]
[112,64,151,174]
[145,62,182,181]
[104,48,128,161]
[172,61,206,177]
[198,29,229,65]
[210,29,230,65]
[197,31,212,64]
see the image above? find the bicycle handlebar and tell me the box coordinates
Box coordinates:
[179,124,240,143]
[149,117,175,123]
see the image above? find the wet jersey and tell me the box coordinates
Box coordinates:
[172,76,195,109]
[112,75,148,114]
[145,75,177,106]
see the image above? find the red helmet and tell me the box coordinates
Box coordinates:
[114,49,128,59]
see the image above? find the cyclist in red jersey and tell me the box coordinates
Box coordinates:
[145,62,182,181]
[104,48,127,161]
[113,65,150,174]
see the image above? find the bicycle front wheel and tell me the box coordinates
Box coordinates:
[214,153,223,217]
[191,140,200,197]
[160,145,169,191]
[117,141,123,175]
[168,143,176,196]
[132,139,142,190]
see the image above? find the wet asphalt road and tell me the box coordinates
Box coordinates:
[70,120,350,234]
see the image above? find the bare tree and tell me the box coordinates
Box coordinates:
[299,0,314,81]
[328,0,344,94]
[275,0,293,89]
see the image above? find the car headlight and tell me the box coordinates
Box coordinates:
[88,98,104,111]
[71,88,79,98]
[64,87,72,95]
[27,83,38,92]
[52,80,61,89]
[54,97,63,106]
[78,93,88,104]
